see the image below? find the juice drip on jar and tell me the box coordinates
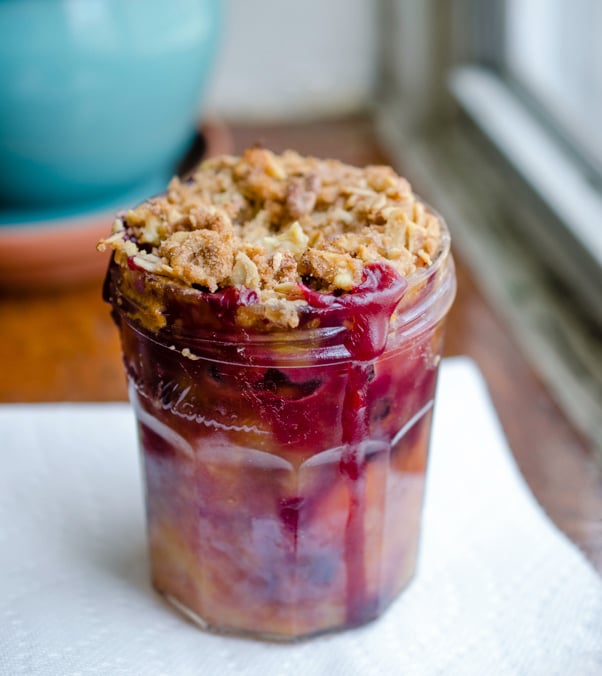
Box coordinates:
[338,362,371,622]
[301,263,407,624]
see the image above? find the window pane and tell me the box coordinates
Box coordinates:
[506,0,602,168]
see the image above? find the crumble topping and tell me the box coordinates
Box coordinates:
[99,148,442,328]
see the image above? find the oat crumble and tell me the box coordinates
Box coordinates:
[99,148,442,328]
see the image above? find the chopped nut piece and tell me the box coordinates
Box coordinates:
[286,173,321,219]
[230,251,261,289]
[262,221,309,256]
[299,249,363,291]
[273,251,298,284]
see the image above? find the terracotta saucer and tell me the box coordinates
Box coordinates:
[0,120,233,290]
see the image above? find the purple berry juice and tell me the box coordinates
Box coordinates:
[99,149,456,639]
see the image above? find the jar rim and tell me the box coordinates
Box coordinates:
[404,203,451,289]
[109,204,455,364]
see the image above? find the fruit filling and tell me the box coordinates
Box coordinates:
[100,149,454,639]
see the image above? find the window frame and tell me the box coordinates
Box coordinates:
[502,0,602,180]
[375,0,602,458]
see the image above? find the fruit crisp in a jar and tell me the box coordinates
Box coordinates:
[99,148,456,640]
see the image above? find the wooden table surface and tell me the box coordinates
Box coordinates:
[1,117,601,574]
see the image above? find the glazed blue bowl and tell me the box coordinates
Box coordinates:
[0,0,221,209]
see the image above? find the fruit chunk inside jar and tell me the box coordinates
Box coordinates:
[100,148,445,639]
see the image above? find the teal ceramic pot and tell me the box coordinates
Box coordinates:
[0,0,221,209]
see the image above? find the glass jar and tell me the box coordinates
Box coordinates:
[105,216,456,640]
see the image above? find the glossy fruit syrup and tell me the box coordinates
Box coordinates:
[106,250,455,640]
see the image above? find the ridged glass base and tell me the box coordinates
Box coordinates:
[162,573,415,642]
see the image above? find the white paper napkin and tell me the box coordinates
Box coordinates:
[0,357,600,676]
